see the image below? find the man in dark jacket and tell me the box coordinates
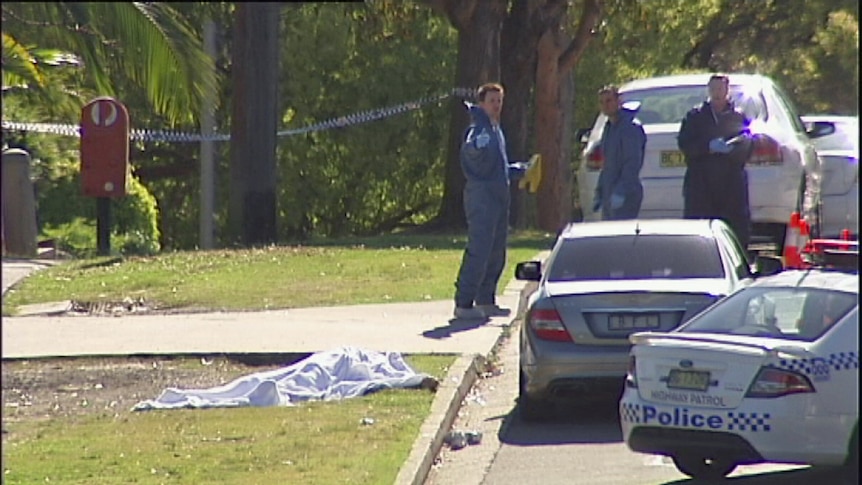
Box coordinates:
[677,74,754,249]
[593,85,647,219]
[453,83,526,320]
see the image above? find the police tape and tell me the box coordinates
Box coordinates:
[1,87,477,143]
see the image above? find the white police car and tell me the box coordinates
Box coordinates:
[619,243,859,480]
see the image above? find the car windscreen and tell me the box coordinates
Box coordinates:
[677,287,858,342]
[620,85,766,125]
[546,235,725,281]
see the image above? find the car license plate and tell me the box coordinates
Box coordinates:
[667,369,710,391]
[660,150,686,168]
[608,314,660,331]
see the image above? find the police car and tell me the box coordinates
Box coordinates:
[619,240,859,480]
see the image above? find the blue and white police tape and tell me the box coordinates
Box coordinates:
[1,87,477,143]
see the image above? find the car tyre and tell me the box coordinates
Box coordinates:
[672,454,736,480]
[519,369,550,422]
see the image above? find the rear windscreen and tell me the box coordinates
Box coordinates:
[547,235,725,281]
[679,287,858,342]
[620,85,766,125]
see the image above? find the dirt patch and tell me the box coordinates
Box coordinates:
[1,354,306,441]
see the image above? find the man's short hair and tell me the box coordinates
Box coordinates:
[709,74,729,85]
[597,85,620,98]
[477,83,504,102]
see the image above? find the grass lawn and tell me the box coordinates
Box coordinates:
[2,231,554,483]
[2,231,555,314]
[2,354,456,485]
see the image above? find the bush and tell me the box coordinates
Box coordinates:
[33,156,161,257]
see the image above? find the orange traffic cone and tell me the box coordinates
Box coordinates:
[798,218,812,268]
[783,212,802,268]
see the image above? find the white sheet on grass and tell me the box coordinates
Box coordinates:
[132,346,430,411]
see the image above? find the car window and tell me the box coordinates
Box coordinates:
[547,235,725,281]
[678,287,858,341]
[716,223,750,276]
[770,83,807,133]
[620,86,705,124]
[618,85,766,125]
[728,88,767,121]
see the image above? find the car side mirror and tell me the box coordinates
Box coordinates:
[806,120,836,139]
[753,255,783,277]
[515,261,542,281]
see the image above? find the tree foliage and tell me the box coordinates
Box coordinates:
[2,1,856,250]
[269,2,456,238]
[1,2,218,126]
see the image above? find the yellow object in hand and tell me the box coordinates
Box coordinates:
[518,154,542,193]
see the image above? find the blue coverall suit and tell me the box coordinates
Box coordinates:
[677,100,754,249]
[454,104,524,310]
[594,108,647,220]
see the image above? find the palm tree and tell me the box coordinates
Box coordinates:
[1,2,217,126]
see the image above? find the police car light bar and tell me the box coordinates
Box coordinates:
[800,239,859,271]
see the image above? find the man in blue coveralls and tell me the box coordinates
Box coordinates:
[677,74,754,250]
[453,83,526,320]
[592,85,647,220]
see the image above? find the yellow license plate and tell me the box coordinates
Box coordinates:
[660,150,686,168]
[667,369,710,391]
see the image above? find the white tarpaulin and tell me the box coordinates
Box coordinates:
[132,346,431,411]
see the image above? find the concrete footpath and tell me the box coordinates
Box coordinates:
[1,257,540,485]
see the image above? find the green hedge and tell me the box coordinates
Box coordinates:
[38,173,161,258]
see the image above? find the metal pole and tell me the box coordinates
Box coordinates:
[96,197,111,256]
[200,19,217,249]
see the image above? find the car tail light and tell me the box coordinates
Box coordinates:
[745,367,814,398]
[585,146,604,171]
[625,355,638,388]
[528,308,572,342]
[747,134,783,166]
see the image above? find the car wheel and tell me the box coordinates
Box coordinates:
[672,454,736,480]
[519,369,550,422]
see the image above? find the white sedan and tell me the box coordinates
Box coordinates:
[619,252,858,480]
[802,115,858,238]
[577,73,836,252]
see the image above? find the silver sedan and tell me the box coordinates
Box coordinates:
[515,218,782,422]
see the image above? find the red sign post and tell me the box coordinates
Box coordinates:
[80,97,130,197]
[80,97,130,255]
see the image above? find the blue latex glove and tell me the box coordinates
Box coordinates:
[708,137,732,154]
[610,193,625,210]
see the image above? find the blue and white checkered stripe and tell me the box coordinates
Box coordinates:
[620,402,773,432]
[772,351,859,375]
[1,87,477,143]
[726,411,771,432]
[620,402,642,423]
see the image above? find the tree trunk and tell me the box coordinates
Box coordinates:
[534,29,567,232]
[228,3,280,246]
[428,0,506,231]
[501,0,541,229]
[532,0,602,232]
